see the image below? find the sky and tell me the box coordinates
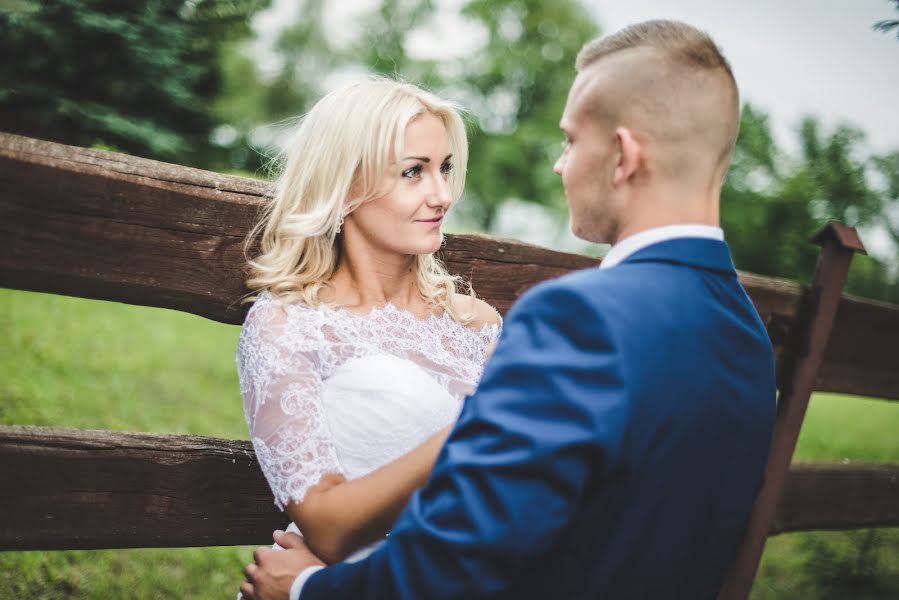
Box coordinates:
[252,0,899,258]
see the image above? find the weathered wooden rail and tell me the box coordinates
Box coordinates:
[1,132,897,595]
[1,426,895,551]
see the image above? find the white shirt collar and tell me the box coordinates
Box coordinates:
[599,224,724,270]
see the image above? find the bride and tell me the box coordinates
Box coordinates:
[235,77,501,577]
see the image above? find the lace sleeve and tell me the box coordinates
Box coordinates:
[236,297,343,510]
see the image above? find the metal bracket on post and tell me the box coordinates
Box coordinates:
[718,222,867,599]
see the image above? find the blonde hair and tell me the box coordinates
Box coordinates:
[244,77,471,320]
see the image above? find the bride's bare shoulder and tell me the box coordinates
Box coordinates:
[450,294,502,331]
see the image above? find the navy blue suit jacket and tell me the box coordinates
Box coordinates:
[303,238,776,599]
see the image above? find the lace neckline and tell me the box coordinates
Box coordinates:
[321,301,499,337]
[261,291,501,340]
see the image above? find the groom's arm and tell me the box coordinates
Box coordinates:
[301,278,630,599]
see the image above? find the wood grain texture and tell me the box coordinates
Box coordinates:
[1,426,895,550]
[3,133,897,399]
[772,462,899,534]
[0,132,267,324]
[0,426,283,550]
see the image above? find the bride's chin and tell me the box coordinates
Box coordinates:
[402,235,444,256]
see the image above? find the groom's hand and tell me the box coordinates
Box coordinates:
[240,531,326,600]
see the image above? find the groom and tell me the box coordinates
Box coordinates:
[241,20,775,600]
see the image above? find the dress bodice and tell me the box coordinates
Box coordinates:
[236,290,500,509]
[322,353,460,480]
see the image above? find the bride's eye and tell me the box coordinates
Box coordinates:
[440,161,453,178]
[402,165,422,179]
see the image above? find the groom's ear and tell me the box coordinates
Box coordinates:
[613,126,641,186]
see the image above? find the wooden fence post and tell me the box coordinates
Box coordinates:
[718,222,867,599]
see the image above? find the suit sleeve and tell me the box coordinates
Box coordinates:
[301,279,631,599]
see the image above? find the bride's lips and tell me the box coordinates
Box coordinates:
[415,216,443,227]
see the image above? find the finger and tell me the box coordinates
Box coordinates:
[253,546,270,563]
[273,530,306,549]
[243,562,258,581]
[239,580,256,599]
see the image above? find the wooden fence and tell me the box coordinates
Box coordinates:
[0,132,897,595]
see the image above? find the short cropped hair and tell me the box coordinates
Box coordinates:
[576,20,740,171]
[576,19,735,85]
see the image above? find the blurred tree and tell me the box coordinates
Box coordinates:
[722,104,899,302]
[3,0,896,301]
[874,0,899,38]
[212,0,441,173]
[452,0,597,228]
[214,0,596,228]
[0,0,269,167]
[215,2,897,301]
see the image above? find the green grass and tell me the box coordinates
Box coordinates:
[1,288,897,598]
[0,289,253,599]
[753,393,899,599]
[0,289,246,437]
[792,393,898,463]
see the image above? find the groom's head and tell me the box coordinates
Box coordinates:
[555,20,740,244]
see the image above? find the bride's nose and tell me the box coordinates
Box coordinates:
[426,173,452,210]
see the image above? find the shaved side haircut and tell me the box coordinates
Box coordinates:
[575,20,740,177]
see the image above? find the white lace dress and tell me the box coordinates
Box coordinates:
[236,290,500,562]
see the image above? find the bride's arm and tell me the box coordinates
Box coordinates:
[286,425,451,564]
[293,300,503,563]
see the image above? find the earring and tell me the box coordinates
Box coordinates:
[336,216,344,234]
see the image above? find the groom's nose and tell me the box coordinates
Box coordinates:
[554,154,565,176]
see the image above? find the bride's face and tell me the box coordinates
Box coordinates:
[344,112,454,257]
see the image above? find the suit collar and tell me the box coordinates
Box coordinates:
[600,225,724,269]
[618,237,737,275]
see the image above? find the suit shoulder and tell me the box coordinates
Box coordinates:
[505,268,610,323]
[516,267,616,307]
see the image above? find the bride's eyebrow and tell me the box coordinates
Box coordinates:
[402,153,454,162]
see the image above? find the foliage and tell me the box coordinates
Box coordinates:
[756,529,899,599]
[0,0,270,166]
[213,0,597,227]
[874,0,899,38]
[3,0,896,301]
[722,104,899,302]
[452,0,597,228]
[214,1,899,300]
